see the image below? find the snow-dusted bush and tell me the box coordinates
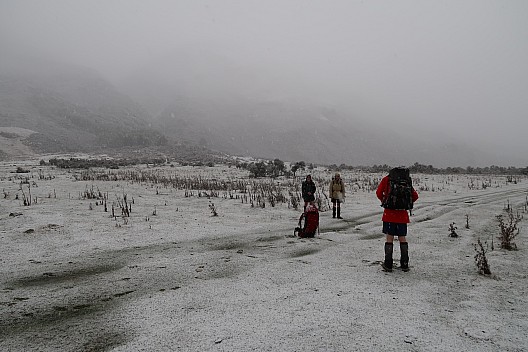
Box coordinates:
[496,207,522,250]
[474,238,491,275]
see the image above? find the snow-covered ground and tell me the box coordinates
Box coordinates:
[1,159,527,351]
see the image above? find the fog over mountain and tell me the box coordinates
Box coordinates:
[1,1,527,166]
[119,48,494,167]
[0,55,166,156]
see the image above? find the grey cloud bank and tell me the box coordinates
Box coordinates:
[1,0,527,163]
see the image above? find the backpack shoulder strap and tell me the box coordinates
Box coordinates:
[298,213,304,227]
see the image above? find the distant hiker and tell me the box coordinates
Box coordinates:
[376,167,419,272]
[329,172,345,219]
[301,174,316,211]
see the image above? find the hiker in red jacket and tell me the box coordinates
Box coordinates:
[376,171,419,272]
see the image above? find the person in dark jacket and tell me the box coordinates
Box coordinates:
[301,175,316,211]
[329,173,345,219]
[376,174,419,272]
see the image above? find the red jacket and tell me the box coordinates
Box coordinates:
[376,175,419,223]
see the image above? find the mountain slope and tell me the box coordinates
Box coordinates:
[118,49,500,167]
[0,54,505,167]
[152,97,491,167]
[0,57,166,156]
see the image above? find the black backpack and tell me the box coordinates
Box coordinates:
[382,167,413,210]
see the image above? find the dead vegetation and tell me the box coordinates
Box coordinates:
[474,238,492,275]
[497,206,522,250]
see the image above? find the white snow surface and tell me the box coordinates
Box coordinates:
[1,160,527,352]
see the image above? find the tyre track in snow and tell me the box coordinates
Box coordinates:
[0,220,340,350]
[320,185,527,239]
[412,185,527,224]
[387,185,528,351]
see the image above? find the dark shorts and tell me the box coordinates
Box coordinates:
[304,195,315,202]
[382,222,407,236]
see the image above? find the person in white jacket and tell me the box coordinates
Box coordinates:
[329,173,345,219]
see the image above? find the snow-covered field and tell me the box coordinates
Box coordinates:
[1,159,527,352]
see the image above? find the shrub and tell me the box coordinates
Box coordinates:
[496,207,522,250]
[448,222,458,238]
[16,166,30,173]
[289,191,299,211]
[474,238,491,275]
[209,201,218,216]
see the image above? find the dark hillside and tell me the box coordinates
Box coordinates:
[0,58,166,155]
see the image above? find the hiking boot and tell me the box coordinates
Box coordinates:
[400,243,409,272]
[381,262,393,272]
[383,242,394,272]
[337,208,342,219]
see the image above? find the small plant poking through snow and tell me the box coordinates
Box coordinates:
[209,201,218,216]
[289,191,299,211]
[496,207,522,250]
[20,184,32,206]
[449,222,458,237]
[474,238,491,275]
[465,214,470,229]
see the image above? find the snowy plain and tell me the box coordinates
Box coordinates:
[1,158,527,352]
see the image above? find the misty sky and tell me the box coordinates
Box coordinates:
[1,0,528,155]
